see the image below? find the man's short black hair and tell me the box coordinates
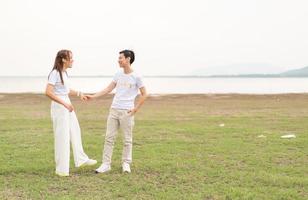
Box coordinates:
[119,50,135,64]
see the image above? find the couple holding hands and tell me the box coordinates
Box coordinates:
[45,49,147,177]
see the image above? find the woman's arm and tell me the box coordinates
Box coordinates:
[85,81,116,100]
[69,89,86,100]
[69,89,78,96]
[45,84,74,112]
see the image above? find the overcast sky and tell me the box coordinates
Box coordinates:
[0,0,307,76]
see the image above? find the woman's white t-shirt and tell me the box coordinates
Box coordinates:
[48,70,70,95]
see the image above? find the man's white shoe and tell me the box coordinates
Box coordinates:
[122,163,131,173]
[79,159,97,167]
[95,164,111,173]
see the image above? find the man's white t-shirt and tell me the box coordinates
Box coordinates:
[111,71,144,110]
[48,70,70,95]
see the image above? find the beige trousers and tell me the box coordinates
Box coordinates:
[102,108,135,165]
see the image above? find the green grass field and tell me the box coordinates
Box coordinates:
[0,93,307,199]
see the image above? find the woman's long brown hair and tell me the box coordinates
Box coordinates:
[48,49,71,84]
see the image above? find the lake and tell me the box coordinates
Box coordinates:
[1,77,308,94]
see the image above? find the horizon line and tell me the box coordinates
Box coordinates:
[0,75,308,78]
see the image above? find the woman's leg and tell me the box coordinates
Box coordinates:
[51,103,70,175]
[69,111,89,167]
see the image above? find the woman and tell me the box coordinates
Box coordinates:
[45,49,97,177]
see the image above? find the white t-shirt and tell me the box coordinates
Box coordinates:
[111,71,144,110]
[47,70,70,95]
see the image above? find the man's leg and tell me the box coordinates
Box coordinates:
[120,111,134,165]
[102,109,120,165]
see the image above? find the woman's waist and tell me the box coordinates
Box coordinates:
[51,95,71,104]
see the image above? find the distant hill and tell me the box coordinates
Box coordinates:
[205,66,308,78]
[279,66,308,77]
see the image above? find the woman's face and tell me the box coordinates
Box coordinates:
[63,52,74,69]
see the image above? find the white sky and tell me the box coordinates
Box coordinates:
[0,0,307,76]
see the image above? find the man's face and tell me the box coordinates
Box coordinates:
[118,53,129,68]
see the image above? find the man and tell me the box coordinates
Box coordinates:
[85,50,147,173]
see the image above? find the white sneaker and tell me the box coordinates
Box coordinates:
[79,159,97,167]
[122,163,131,173]
[95,163,111,173]
[55,172,69,177]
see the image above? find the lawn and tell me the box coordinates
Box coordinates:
[0,93,307,199]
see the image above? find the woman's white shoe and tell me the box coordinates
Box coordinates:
[79,159,97,167]
[56,172,69,177]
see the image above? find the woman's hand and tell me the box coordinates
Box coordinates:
[64,103,74,112]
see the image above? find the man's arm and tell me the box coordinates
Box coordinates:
[85,81,116,100]
[128,87,148,115]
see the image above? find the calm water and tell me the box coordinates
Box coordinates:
[1,77,308,94]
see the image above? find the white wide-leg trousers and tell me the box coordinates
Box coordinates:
[50,96,89,175]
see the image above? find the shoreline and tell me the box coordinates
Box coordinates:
[1,92,308,96]
[2,93,308,102]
